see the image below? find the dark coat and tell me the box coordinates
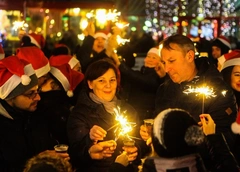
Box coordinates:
[119,63,164,120]
[67,90,140,172]
[0,100,55,172]
[155,57,237,148]
[34,90,72,144]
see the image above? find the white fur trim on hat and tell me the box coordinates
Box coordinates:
[147,48,160,57]
[222,58,240,70]
[35,62,50,78]
[0,54,4,60]
[94,32,107,40]
[50,67,70,94]
[68,57,79,69]
[231,122,240,134]
[153,108,172,149]
[218,37,231,49]
[0,64,35,99]
[29,35,41,48]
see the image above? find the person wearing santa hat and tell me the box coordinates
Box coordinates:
[220,50,240,163]
[111,47,165,121]
[210,35,231,66]
[75,21,119,73]
[0,56,40,171]
[34,61,84,145]
[49,54,81,72]
[16,46,51,87]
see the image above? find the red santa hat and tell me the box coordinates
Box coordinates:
[28,33,45,49]
[16,46,50,78]
[49,55,79,69]
[217,36,231,49]
[147,47,160,57]
[0,56,38,100]
[231,110,240,134]
[218,50,240,71]
[49,63,84,97]
[94,32,108,40]
[0,44,5,60]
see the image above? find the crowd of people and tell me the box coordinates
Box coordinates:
[1,22,240,172]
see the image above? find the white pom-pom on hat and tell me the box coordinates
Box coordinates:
[67,90,73,97]
[21,74,31,85]
[231,110,240,134]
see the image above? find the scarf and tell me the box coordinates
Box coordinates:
[89,92,118,114]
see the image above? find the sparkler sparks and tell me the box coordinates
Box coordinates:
[183,85,216,113]
[116,35,130,45]
[108,106,136,141]
[183,85,216,98]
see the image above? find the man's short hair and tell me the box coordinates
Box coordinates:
[162,34,195,55]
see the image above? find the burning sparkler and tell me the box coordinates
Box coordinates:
[183,85,216,113]
[116,35,130,45]
[107,106,136,141]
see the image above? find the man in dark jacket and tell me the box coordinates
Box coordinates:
[139,34,237,170]
[0,56,41,172]
[0,56,66,172]
[153,34,237,146]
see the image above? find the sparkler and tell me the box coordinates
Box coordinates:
[183,85,216,113]
[116,35,130,45]
[107,106,136,141]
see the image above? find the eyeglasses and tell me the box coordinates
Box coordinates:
[22,90,39,99]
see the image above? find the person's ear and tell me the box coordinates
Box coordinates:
[88,80,93,89]
[187,50,195,62]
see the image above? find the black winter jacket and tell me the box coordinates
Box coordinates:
[67,90,139,172]
[119,63,164,120]
[0,100,55,172]
[155,57,237,148]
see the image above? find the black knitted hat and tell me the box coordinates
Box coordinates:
[152,108,205,158]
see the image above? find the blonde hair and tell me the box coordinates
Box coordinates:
[24,152,73,172]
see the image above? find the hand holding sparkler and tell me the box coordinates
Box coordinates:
[199,114,216,136]
[90,125,107,143]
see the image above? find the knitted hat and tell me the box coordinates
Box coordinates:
[94,32,108,40]
[0,44,4,60]
[50,64,84,97]
[28,33,45,49]
[212,36,231,55]
[152,108,205,158]
[49,55,79,69]
[147,47,160,56]
[16,46,50,78]
[0,56,38,100]
[218,50,240,71]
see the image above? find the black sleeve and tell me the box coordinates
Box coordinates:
[206,133,240,172]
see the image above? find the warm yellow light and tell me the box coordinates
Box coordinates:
[80,18,88,30]
[73,8,80,15]
[50,19,55,25]
[57,32,62,37]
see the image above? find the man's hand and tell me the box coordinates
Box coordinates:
[155,62,166,78]
[88,140,117,159]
